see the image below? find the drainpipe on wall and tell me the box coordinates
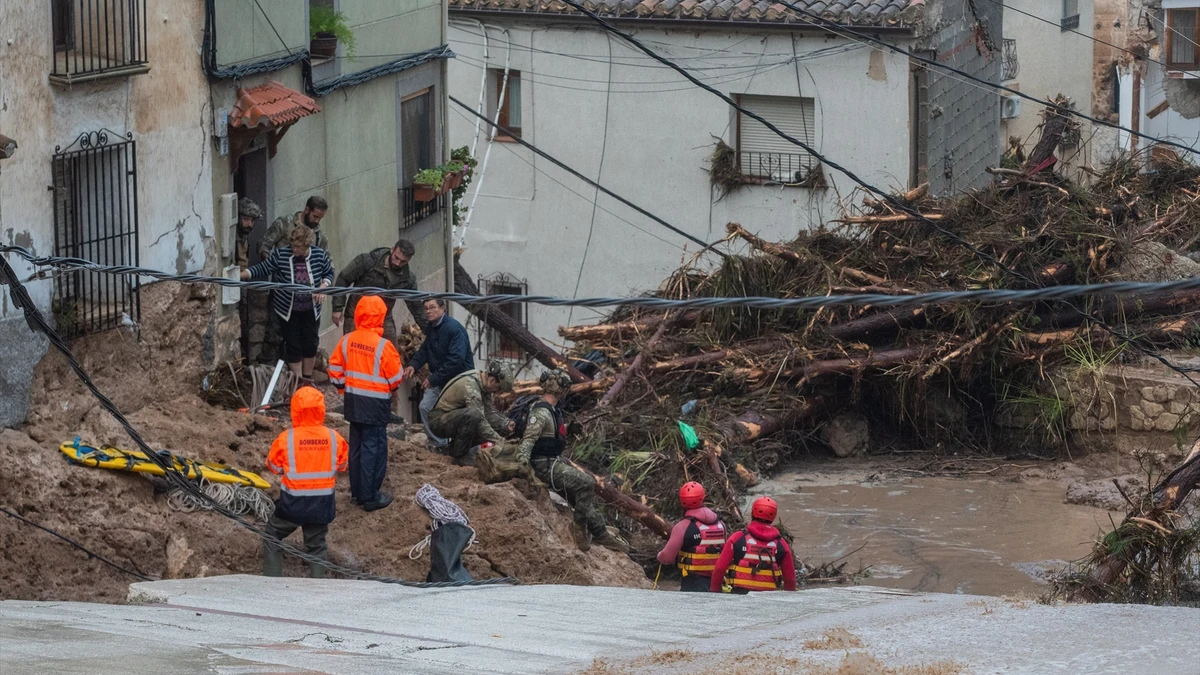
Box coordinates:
[0,135,16,247]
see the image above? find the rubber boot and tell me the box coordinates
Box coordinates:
[592,527,630,553]
[569,522,591,552]
[263,544,284,577]
[308,559,328,579]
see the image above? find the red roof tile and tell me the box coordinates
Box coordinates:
[229,81,321,130]
[447,0,924,26]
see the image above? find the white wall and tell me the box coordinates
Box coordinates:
[1140,61,1200,151]
[447,21,913,354]
[1001,0,1098,175]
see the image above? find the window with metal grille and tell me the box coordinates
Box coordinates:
[1001,38,1019,81]
[50,0,150,85]
[479,275,526,360]
[1167,9,1200,70]
[1061,0,1080,30]
[735,94,818,185]
[51,131,141,340]
[400,88,442,228]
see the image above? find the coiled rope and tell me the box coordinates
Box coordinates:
[408,484,476,560]
[167,477,275,522]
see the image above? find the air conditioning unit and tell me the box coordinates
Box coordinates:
[1000,95,1021,120]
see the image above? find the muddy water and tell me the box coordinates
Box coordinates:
[773,476,1121,596]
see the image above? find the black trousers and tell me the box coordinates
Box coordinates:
[680,573,713,592]
[349,423,388,504]
[278,309,319,363]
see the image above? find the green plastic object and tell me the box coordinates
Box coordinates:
[677,421,700,450]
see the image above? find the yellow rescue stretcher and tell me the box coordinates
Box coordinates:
[59,438,270,490]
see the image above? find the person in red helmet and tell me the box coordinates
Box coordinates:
[710,496,797,593]
[656,482,727,592]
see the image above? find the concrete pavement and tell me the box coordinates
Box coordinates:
[0,576,1196,674]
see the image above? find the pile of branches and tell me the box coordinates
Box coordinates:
[530,131,1200,530]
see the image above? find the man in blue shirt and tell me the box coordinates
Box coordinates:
[403,299,475,448]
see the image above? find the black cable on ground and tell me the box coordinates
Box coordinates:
[556,0,1200,386]
[0,254,518,589]
[448,96,723,256]
[0,505,153,582]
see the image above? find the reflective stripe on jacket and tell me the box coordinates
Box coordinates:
[676,517,727,576]
[328,296,403,425]
[266,386,349,525]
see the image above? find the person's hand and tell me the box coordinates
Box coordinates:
[421,377,431,389]
[314,293,325,304]
[332,311,343,326]
[239,269,250,281]
[403,366,415,380]
[507,420,516,433]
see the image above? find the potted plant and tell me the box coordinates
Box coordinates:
[439,160,465,191]
[412,168,444,202]
[310,6,356,60]
[451,146,478,177]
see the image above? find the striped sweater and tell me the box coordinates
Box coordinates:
[247,247,336,321]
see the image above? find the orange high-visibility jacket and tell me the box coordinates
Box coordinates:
[328,296,403,419]
[266,386,349,499]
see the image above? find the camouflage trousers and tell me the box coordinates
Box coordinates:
[242,290,280,364]
[427,407,492,460]
[531,456,607,538]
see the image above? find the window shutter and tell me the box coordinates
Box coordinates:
[738,95,817,180]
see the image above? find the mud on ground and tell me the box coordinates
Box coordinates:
[0,283,648,603]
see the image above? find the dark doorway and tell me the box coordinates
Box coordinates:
[234,146,269,266]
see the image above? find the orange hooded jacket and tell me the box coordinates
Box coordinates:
[328,295,403,425]
[266,386,349,524]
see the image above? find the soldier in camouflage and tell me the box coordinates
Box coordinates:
[330,238,428,341]
[257,195,329,260]
[517,369,629,553]
[426,361,515,465]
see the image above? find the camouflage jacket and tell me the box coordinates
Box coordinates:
[257,212,329,261]
[516,404,556,463]
[331,247,427,332]
[433,371,508,444]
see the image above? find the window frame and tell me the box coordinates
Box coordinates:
[492,69,522,140]
[1166,9,1200,71]
[399,87,442,228]
[733,93,820,186]
[1061,0,1080,30]
[50,0,150,85]
[479,275,527,360]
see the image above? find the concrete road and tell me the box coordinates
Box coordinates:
[0,576,1196,674]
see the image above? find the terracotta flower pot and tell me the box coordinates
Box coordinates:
[443,171,463,191]
[413,184,437,202]
[310,34,338,60]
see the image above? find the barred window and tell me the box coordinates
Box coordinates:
[51,0,150,85]
[735,94,818,185]
[52,131,141,339]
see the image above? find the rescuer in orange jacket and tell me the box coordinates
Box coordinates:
[327,295,403,511]
[263,386,349,578]
[656,482,727,592]
[710,496,797,593]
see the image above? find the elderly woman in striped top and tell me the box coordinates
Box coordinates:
[242,224,335,385]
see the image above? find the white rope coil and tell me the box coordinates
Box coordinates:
[408,484,476,559]
[167,478,275,521]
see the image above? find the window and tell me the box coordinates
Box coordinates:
[1001,38,1019,82]
[492,70,522,139]
[735,94,818,184]
[480,275,526,359]
[400,88,442,228]
[51,131,141,340]
[50,0,150,85]
[1167,9,1200,70]
[1061,0,1080,30]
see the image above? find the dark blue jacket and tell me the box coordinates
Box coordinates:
[408,314,474,388]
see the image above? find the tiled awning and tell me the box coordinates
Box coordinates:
[230,81,321,130]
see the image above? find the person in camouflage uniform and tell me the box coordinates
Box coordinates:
[257,195,329,260]
[330,238,428,341]
[426,361,515,465]
[235,198,276,363]
[516,369,629,553]
[235,198,262,270]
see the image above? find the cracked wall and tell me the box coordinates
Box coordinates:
[0,0,214,427]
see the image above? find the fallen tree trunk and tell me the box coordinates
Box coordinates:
[647,339,790,373]
[825,308,927,342]
[716,396,824,445]
[559,311,700,342]
[454,257,589,383]
[1036,290,1200,328]
[1025,95,1073,172]
[727,346,928,382]
[835,213,945,224]
[726,222,885,285]
[598,311,676,407]
[565,459,671,539]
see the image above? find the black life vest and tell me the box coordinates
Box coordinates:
[530,401,567,458]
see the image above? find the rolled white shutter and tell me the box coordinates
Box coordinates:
[738,95,817,181]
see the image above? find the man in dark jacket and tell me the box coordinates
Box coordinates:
[330,238,428,341]
[403,299,474,448]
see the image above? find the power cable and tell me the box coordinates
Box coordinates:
[984,0,1158,71]
[448,96,723,255]
[554,0,1200,383]
[0,254,518,588]
[252,0,292,56]
[15,245,1200,313]
[0,505,154,582]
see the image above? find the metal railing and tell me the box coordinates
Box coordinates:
[1002,38,1019,81]
[51,0,148,83]
[738,151,816,184]
[400,186,444,229]
[51,130,141,340]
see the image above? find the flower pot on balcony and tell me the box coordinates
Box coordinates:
[310,34,338,60]
[413,183,438,202]
[443,170,463,192]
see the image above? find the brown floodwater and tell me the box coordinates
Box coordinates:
[773,476,1122,596]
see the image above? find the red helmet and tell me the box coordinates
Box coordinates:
[678,481,706,509]
[751,496,778,523]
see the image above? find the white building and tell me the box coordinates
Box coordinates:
[1120,1,1200,158]
[999,0,1100,179]
[447,0,1004,360]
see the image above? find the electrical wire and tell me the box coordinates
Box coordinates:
[0,505,153,582]
[449,96,722,254]
[983,0,1163,71]
[0,254,518,588]
[252,0,292,56]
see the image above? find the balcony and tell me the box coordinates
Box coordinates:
[1002,38,1019,82]
[400,186,444,230]
[51,0,150,85]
